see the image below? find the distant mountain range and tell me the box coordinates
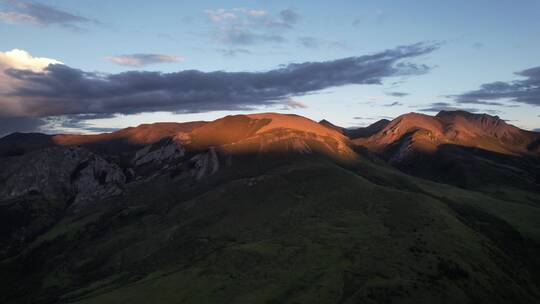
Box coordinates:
[1,111,539,303]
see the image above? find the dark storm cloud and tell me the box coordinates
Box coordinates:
[0,0,95,30]
[1,42,439,118]
[453,66,540,106]
[0,116,46,137]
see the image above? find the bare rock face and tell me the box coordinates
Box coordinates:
[133,138,185,167]
[0,147,125,209]
[189,147,219,180]
[70,153,126,210]
[130,137,221,182]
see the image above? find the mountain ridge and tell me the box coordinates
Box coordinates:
[355,110,539,155]
[1,110,540,303]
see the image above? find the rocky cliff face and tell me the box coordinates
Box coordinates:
[0,147,125,211]
[133,138,186,167]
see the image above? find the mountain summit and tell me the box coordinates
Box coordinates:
[356,111,538,155]
[353,111,540,189]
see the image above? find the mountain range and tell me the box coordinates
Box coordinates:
[1,110,539,303]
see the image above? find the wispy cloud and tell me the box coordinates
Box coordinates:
[352,9,387,26]
[417,102,500,114]
[353,116,393,120]
[278,8,300,26]
[297,36,319,48]
[206,8,299,28]
[217,48,252,57]
[215,28,285,45]
[0,42,438,119]
[472,42,484,49]
[204,7,299,45]
[0,0,96,30]
[381,101,403,107]
[42,114,118,134]
[297,36,349,50]
[452,66,540,106]
[104,54,184,67]
[385,91,409,97]
[283,96,308,109]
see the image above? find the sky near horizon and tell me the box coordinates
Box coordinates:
[0,0,539,135]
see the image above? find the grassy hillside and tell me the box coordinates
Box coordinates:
[2,154,539,303]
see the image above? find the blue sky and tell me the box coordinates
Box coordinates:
[0,0,539,135]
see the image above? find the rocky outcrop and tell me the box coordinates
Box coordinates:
[190,147,219,180]
[0,147,125,210]
[70,153,126,209]
[129,138,221,181]
[133,138,185,167]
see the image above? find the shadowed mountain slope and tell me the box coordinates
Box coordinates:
[347,119,391,139]
[352,111,540,191]
[319,118,391,139]
[0,132,56,157]
[319,119,346,134]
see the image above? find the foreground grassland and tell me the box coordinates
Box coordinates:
[2,157,537,303]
